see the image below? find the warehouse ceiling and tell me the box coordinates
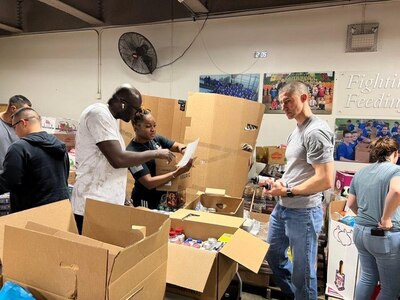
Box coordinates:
[0,0,390,37]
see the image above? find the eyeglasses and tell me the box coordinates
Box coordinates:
[11,117,38,129]
[11,119,24,129]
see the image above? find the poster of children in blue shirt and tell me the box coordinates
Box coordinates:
[335,118,400,163]
[199,74,259,101]
[263,72,335,114]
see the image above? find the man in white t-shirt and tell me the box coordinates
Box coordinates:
[71,85,174,233]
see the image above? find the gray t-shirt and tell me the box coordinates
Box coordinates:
[349,161,400,230]
[281,115,334,208]
[0,119,18,172]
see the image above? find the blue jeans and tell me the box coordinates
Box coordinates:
[266,204,323,300]
[353,224,400,300]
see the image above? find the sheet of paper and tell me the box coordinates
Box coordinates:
[176,138,200,167]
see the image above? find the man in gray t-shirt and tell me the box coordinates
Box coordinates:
[263,81,334,300]
[0,95,32,173]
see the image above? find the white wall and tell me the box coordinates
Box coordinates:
[1,1,400,171]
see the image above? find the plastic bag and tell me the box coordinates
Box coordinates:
[0,281,35,300]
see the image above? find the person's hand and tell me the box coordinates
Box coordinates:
[156,149,175,163]
[378,217,393,230]
[174,158,194,177]
[264,179,287,197]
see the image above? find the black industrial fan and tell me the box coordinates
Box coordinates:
[118,32,157,74]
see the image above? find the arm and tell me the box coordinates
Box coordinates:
[266,162,334,197]
[97,140,174,169]
[347,193,358,215]
[379,176,400,229]
[136,158,193,190]
[0,144,25,194]
[169,142,187,154]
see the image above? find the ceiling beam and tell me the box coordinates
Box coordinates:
[0,23,23,33]
[37,0,104,25]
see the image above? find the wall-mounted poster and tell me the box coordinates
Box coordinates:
[263,72,335,114]
[199,73,259,101]
[335,118,400,163]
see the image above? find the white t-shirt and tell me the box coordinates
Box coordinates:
[71,103,127,216]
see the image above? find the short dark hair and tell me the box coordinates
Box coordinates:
[370,138,398,163]
[9,95,32,108]
[12,107,40,121]
[343,129,351,136]
[131,108,152,126]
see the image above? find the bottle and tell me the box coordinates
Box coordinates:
[242,183,255,211]
[169,230,178,243]
[252,187,266,213]
[334,260,346,291]
[250,175,273,190]
[175,227,185,243]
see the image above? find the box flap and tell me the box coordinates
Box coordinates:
[185,93,264,198]
[3,225,108,299]
[205,188,226,196]
[170,209,244,228]
[220,228,269,273]
[166,243,216,292]
[83,198,168,247]
[0,200,76,263]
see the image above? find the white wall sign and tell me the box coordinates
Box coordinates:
[336,72,400,116]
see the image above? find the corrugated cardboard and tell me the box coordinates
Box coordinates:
[355,142,371,163]
[266,146,286,165]
[167,209,269,299]
[184,93,264,198]
[1,199,170,300]
[334,171,355,193]
[155,154,191,192]
[326,200,359,300]
[184,192,244,217]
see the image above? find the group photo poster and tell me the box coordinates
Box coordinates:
[334,118,400,163]
[262,71,335,114]
[199,73,260,101]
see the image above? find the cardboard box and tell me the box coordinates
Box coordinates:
[334,171,355,193]
[184,191,244,217]
[266,146,286,165]
[326,200,359,300]
[185,93,265,198]
[255,147,268,163]
[156,154,191,192]
[355,142,371,163]
[0,199,170,300]
[166,209,269,300]
[53,132,76,151]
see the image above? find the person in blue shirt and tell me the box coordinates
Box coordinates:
[391,121,399,134]
[377,126,392,138]
[336,130,355,161]
[346,119,355,132]
[347,138,400,299]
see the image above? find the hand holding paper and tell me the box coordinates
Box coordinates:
[176,138,199,167]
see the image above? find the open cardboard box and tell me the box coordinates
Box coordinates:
[0,199,170,300]
[184,189,244,218]
[166,209,269,300]
[326,200,359,300]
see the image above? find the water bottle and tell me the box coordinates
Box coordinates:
[250,175,273,190]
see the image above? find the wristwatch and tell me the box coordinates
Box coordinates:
[286,188,295,198]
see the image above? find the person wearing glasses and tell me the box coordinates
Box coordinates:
[0,95,32,173]
[0,107,70,213]
[71,84,175,233]
[127,108,193,209]
[347,138,400,299]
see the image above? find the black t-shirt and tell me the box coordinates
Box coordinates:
[126,135,174,209]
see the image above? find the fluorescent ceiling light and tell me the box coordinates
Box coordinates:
[178,0,209,14]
